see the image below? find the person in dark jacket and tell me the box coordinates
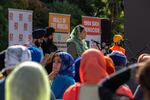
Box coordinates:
[41,27,58,74]
[42,27,58,55]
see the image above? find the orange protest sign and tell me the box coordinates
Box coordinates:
[49,13,70,33]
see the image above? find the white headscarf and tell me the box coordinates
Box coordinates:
[4,45,31,71]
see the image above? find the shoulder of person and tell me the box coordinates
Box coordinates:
[63,83,80,99]
[66,38,74,43]
[52,43,57,48]
[54,44,58,50]
[67,39,76,45]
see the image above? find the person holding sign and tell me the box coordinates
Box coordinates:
[67,25,88,60]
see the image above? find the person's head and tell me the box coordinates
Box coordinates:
[32,29,45,47]
[113,34,123,43]
[102,42,106,48]
[137,53,150,63]
[80,48,108,84]
[52,51,75,77]
[70,25,87,40]
[108,51,127,71]
[6,61,50,100]
[113,34,124,46]
[136,60,150,98]
[45,27,55,41]
[3,45,31,76]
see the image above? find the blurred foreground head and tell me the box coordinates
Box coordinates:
[2,45,31,75]
[108,51,127,71]
[6,61,50,100]
[137,53,150,63]
[80,48,108,84]
[137,60,150,93]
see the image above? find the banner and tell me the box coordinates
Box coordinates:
[82,16,101,35]
[49,13,70,51]
[49,13,70,33]
[82,16,101,48]
[8,8,33,46]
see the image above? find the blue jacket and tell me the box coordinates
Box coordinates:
[51,75,75,99]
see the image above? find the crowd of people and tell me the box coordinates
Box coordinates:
[0,24,149,100]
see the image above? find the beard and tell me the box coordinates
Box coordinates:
[47,38,53,44]
[34,41,41,47]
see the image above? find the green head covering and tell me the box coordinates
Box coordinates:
[69,25,88,56]
[6,61,50,100]
[70,25,85,38]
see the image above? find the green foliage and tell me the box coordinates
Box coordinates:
[0,0,124,51]
[103,0,124,33]
[4,0,49,29]
[0,5,8,51]
[67,0,96,16]
[0,0,49,51]
[66,0,124,33]
[27,0,49,29]
[48,0,85,29]
[2,0,28,9]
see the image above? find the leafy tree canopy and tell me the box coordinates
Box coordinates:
[0,0,124,51]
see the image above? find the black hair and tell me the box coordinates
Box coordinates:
[51,50,63,61]
[45,27,55,37]
[76,25,85,33]
[44,50,62,74]
[32,29,45,39]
